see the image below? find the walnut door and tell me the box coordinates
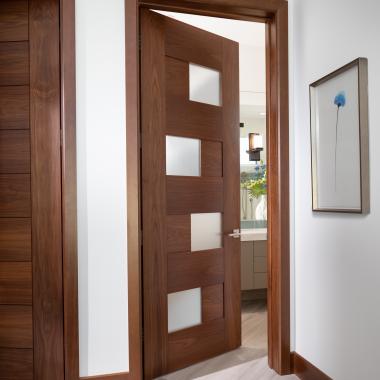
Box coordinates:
[141,10,241,378]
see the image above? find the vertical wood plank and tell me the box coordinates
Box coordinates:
[141,9,168,379]
[29,0,64,378]
[222,38,241,350]
[60,0,79,379]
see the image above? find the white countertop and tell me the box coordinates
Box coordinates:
[240,228,267,241]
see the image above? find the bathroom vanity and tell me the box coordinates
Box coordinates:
[240,228,268,299]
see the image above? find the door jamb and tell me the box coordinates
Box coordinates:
[126,0,290,378]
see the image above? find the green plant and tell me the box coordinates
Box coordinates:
[241,166,267,199]
[246,172,267,198]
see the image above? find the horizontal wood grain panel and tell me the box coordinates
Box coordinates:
[167,214,191,253]
[0,305,32,348]
[202,284,224,322]
[0,175,30,217]
[201,140,223,177]
[0,1,28,42]
[80,373,129,380]
[0,42,29,86]
[0,348,33,380]
[0,130,30,173]
[0,262,32,305]
[166,100,222,141]
[168,249,224,293]
[168,318,225,372]
[0,86,29,130]
[0,218,31,261]
[166,177,223,214]
[165,17,222,70]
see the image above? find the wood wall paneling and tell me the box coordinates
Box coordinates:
[166,176,223,215]
[30,0,64,378]
[0,348,33,380]
[0,42,29,86]
[0,218,31,262]
[0,130,30,173]
[0,262,32,305]
[0,86,29,130]
[0,305,33,348]
[167,249,224,293]
[0,174,31,217]
[0,1,28,42]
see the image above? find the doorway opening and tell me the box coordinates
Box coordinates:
[125,1,289,379]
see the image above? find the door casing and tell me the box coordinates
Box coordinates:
[126,0,290,379]
[60,0,290,379]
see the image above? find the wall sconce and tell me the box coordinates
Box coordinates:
[247,133,263,162]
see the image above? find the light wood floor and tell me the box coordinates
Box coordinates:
[157,300,298,380]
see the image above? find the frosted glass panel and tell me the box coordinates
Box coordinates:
[166,136,200,176]
[189,63,221,106]
[191,213,222,252]
[168,288,202,333]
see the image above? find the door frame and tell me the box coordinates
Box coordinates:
[61,0,289,379]
[126,0,290,378]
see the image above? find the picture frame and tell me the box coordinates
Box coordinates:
[309,58,370,213]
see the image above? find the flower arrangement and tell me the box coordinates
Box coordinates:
[241,163,267,199]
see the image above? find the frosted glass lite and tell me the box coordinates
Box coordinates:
[166,136,201,176]
[189,63,221,106]
[191,213,222,252]
[168,288,202,333]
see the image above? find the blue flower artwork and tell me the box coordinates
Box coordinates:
[334,91,346,189]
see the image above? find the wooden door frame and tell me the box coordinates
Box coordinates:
[61,0,289,379]
[126,0,290,378]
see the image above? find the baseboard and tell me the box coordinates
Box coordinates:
[80,372,129,380]
[291,352,332,380]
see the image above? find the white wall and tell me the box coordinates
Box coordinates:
[291,0,380,378]
[76,0,129,376]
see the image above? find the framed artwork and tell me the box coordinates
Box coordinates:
[310,58,370,213]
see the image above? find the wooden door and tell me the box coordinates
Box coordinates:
[0,1,64,379]
[141,10,241,378]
